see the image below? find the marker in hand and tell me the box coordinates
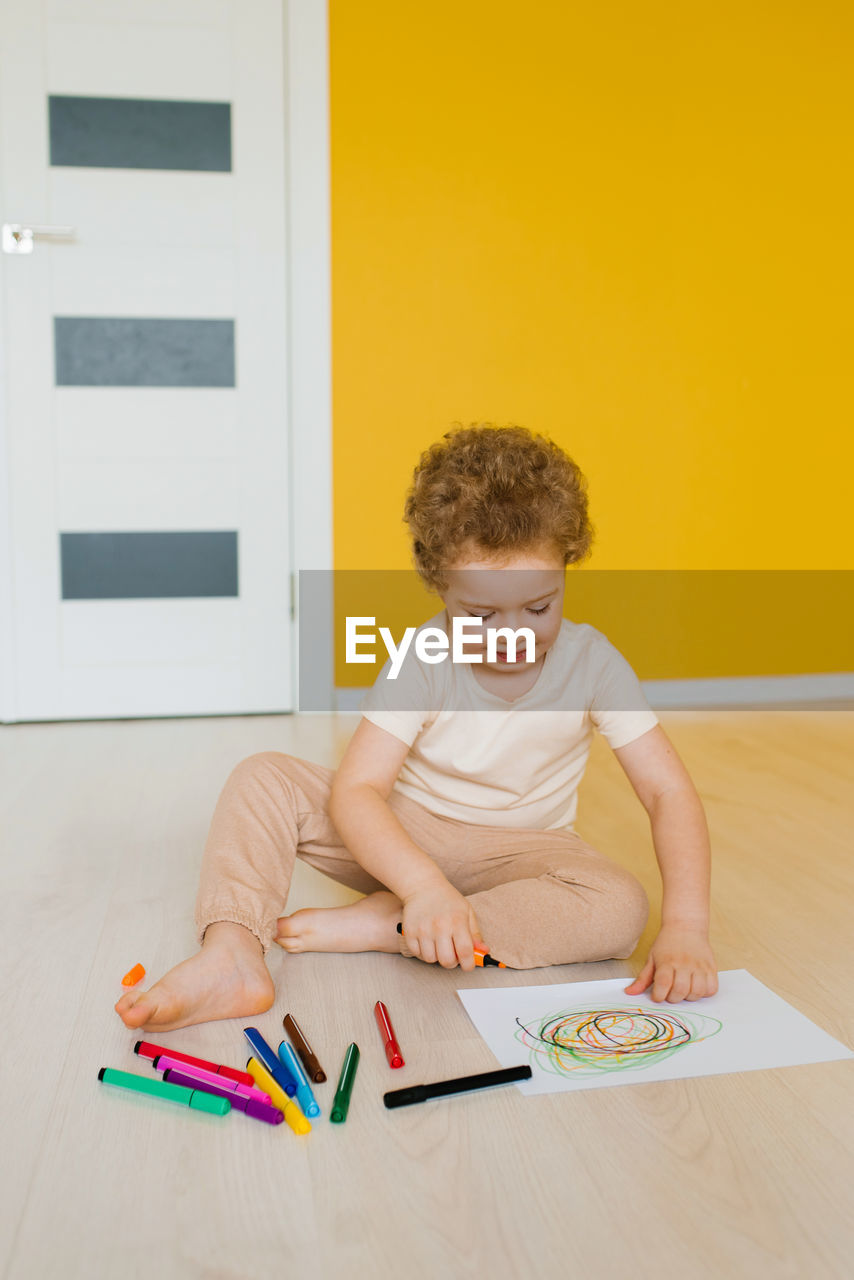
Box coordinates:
[396,921,506,968]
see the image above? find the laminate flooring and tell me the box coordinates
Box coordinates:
[1,710,852,1280]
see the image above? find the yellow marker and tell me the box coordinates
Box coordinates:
[246,1056,311,1135]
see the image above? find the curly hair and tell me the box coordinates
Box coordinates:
[403,423,594,593]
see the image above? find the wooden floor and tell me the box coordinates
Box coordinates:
[1,709,852,1280]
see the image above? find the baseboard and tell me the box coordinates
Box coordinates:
[641,672,854,708]
[333,672,854,715]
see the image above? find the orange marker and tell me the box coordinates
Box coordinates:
[396,923,505,968]
[121,963,146,987]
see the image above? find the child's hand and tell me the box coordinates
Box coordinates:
[400,882,485,971]
[624,925,718,1003]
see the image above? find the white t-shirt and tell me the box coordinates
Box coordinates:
[358,611,658,831]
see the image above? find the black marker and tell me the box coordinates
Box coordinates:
[383,1064,532,1108]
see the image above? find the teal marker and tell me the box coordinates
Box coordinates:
[98,1067,230,1116]
[277,1041,321,1118]
[330,1043,360,1124]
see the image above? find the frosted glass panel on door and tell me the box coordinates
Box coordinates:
[54,318,236,386]
[60,531,239,599]
[48,95,232,171]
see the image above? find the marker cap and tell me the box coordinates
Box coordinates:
[245,1097,285,1125]
[296,1086,321,1119]
[121,963,146,986]
[283,1100,312,1135]
[188,1089,232,1116]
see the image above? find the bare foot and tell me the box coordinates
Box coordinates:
[114,921,275,1033]
[275,891,402,955]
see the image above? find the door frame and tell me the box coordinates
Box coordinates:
[0,0,332,723]
[286,0,333,715]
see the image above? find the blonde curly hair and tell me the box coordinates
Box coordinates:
[403,423,594,593]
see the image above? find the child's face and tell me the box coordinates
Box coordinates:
[440,543,566,672]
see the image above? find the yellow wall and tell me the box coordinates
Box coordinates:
[329,2,853,678]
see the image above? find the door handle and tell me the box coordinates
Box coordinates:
[2,223,75,254]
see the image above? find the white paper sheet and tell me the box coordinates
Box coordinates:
[457,969,853,1095]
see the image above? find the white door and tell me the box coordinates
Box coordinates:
[0,0,294,720]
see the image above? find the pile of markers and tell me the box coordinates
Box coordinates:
[99,996,533,1126]
[98,1003,400,1131]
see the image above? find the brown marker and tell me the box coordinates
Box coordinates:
[282,1012,327,1083]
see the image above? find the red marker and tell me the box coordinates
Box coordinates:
[134,1040,254,1088]
[374,1000,404,1069]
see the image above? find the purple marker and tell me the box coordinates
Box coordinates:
[162,1069,284,1125]
[152,1055,273,1106]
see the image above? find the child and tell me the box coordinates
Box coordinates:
[116,424,717,1033]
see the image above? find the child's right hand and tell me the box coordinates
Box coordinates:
[400,882,485,971]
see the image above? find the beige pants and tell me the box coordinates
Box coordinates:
[194,751,650,970]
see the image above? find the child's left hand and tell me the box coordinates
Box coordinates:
[624,925,718,1003]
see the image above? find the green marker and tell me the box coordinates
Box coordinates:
[98,1067,231,1116]
[330,1043,360,1123]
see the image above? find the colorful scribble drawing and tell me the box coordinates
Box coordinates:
[514,1006,723,1078]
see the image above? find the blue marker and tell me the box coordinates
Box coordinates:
[243,1027,296,1098]
[278,1041,321,1118]
[270,1043,300,1094]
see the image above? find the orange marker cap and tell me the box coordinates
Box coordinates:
[473,946,506,969]
[121,963,146,987]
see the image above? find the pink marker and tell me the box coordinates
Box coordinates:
[152,1054,273,1105]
